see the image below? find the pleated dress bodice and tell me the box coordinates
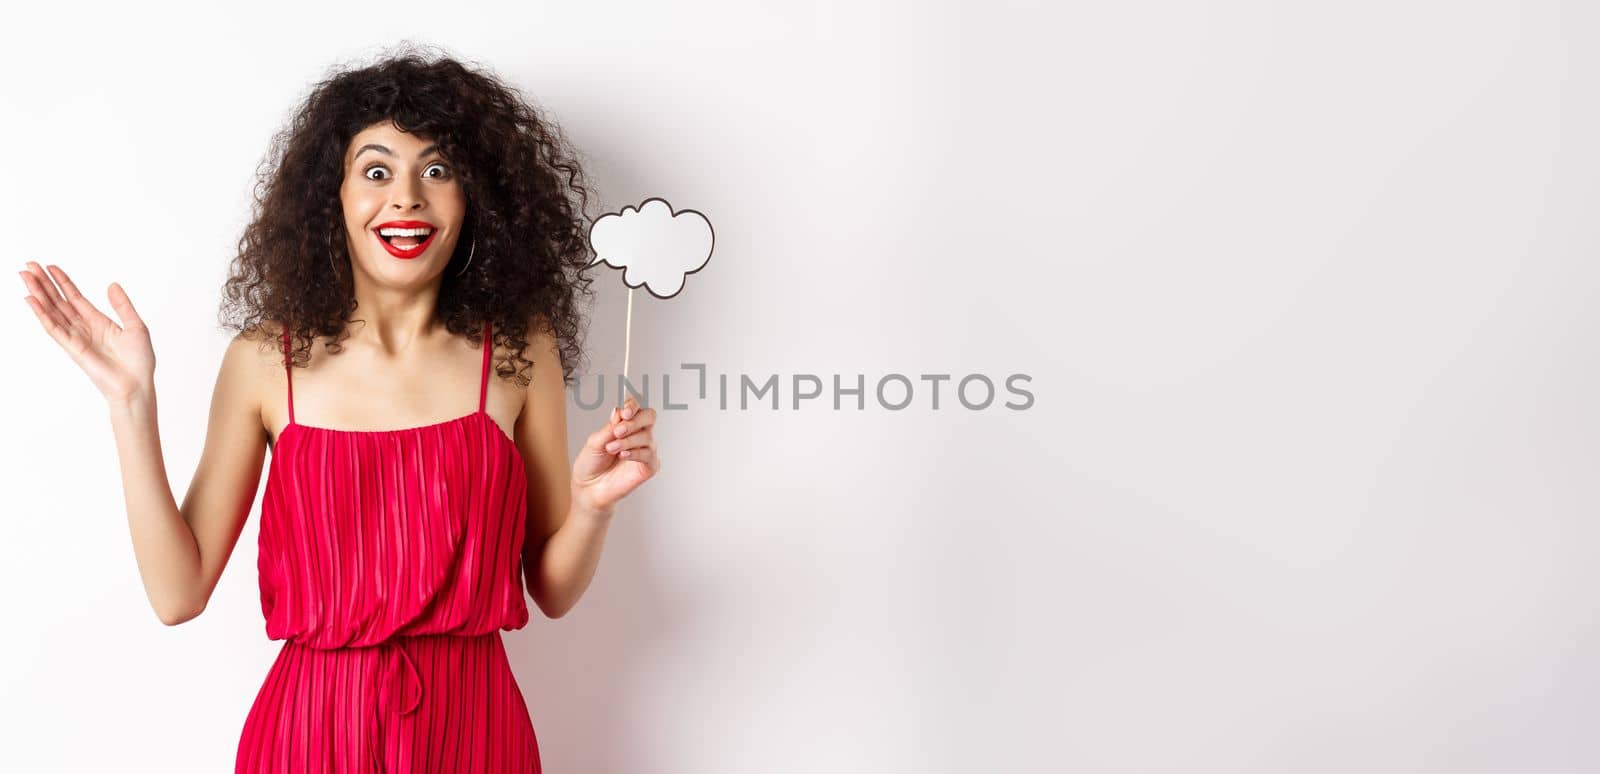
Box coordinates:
[258,321,531,648]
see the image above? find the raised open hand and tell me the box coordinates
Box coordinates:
[19,262,156,404]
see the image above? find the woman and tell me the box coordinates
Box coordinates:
[17,48,658,772]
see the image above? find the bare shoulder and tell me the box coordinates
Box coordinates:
[234,319,287,349]
[221,322,289,435]
[228,322,289,376]
[513,314,568,430]
[518,314,563,389]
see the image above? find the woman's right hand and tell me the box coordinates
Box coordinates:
[19,261,156,404]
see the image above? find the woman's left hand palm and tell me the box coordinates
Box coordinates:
[571,396,660,514]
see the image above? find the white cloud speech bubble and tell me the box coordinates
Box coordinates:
[587,198,713,299]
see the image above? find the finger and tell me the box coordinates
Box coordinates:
[22,261,62,302]
[612,417,637,439]
[614,408,660,439]
[106,282,145,329]
[586,424,620,456]
[21,264,82,330]
[619,446,659,473]
[604,429,652,454]
[28,262,84,325]
[23,294,74,346]
[622,406,655,432]
[21,273,83,350]
[47,264,120,332]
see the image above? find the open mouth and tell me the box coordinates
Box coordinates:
[373,223,438,258]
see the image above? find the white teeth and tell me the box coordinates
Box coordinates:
[378,227,434,237]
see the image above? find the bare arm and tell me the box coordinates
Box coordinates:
[515,325,610,618]
[515,323,659,619]
[21,262,267,625]
[111,335,267,624]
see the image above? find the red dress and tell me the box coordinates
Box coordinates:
[236,321,541,773]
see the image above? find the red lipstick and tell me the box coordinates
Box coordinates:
[372,220,439,260]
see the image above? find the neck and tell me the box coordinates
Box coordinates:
[347,269,444,356]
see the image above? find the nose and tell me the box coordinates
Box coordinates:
[390,176,425,211]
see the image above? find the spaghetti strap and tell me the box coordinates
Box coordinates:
[478,320,493,413]
[282,323,295,425]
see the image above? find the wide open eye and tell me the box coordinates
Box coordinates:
[424,162,450,178]
[364,165,390,181]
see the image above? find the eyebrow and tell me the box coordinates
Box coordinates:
[352,143,440,162]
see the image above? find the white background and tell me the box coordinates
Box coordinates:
[2,1,1596,772]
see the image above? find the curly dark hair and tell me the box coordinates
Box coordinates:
[219,43,597,387]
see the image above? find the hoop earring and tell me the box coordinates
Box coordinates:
[455,238,476,277]
[328,230,343,277]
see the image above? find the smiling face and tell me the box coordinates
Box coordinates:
[338,120,466,282]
